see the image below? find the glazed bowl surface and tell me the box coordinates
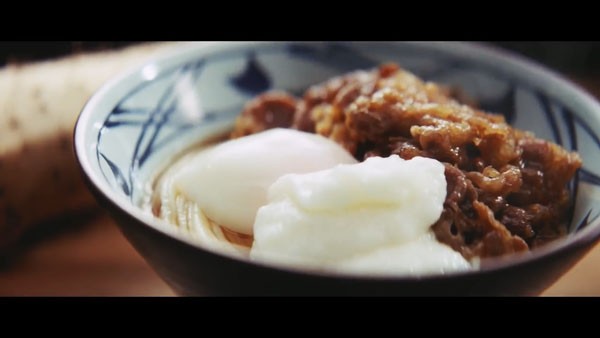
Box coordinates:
[75,41,600,296]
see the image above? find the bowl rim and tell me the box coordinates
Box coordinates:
[74,41,600,281]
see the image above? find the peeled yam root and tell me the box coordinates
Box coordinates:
[0,42,181,252]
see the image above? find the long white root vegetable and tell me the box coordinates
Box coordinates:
[0,42,182,252]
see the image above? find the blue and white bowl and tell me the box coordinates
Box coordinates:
[74,42,600,295]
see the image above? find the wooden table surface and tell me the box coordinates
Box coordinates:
[1,77,600,297]
[0,210,599,296]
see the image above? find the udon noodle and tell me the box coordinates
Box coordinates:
[149,146,253,256]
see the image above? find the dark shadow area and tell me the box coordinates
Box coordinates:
[490,42,600,77]
[1,42,599,78]
[0,41,145,66]
[0,208,104,269]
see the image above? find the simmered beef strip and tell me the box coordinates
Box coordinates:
[231,63,582,259]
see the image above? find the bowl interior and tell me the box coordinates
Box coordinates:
[76,41,600,274]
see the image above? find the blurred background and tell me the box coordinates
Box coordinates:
[2,42,600,76]
[0,42,139,66]
[0,41,598,296]
[2,41,598,99]
[494,41,600,76]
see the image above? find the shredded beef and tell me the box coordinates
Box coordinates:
[230,63,582,259]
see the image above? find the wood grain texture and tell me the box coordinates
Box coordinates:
[0,212,175,296]
[0,210,597,296]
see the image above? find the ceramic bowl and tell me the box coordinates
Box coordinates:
[74,42,600,296]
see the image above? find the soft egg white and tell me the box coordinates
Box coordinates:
[172,128,358,235]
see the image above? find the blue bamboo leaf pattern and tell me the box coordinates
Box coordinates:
[536,92,563,145]
[98,152,130,196]
[229,53,270,95]
[480,86,516,124]
[95,42,600,233]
